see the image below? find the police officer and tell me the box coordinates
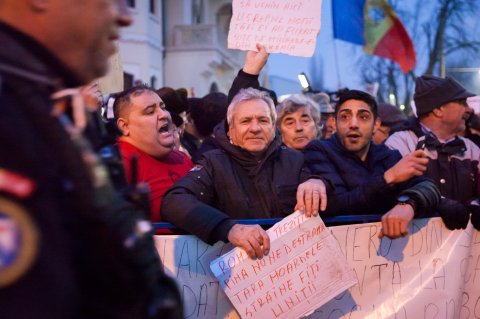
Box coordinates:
[0,1,181,318]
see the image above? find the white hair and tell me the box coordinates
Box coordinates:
[227,88,277,126]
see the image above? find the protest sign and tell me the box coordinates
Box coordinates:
[210,212,357,318]
[227,0,322,57]
[154,218,480,318]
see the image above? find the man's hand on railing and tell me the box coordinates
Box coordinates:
[227,224,270,259]
[378,204,414,239]
[295,178,327,217]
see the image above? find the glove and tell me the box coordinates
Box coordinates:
[469,204,480,231]
[437,198,470,230]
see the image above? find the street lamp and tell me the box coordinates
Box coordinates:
[298,72,312,93]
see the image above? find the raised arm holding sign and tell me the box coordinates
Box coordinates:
[228,0,322,57]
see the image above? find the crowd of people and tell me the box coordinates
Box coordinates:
[1,0,480,318]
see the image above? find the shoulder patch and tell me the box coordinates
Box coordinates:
[0,197,38,287]
[189,165,203,172]
[0,169,36,198]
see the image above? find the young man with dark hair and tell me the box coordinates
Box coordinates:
[305,89,440,239]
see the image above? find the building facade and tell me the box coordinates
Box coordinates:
[119,0,252,97]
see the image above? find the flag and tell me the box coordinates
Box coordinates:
[332,0,365,45]
[332,0,416,73]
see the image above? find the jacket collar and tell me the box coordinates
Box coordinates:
[0,21,81,89]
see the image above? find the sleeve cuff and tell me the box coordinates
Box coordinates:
[238,68,260,79]
[210,219,237,243]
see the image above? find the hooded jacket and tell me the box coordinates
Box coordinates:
[162,121,311,244]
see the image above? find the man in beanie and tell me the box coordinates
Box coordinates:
[386,75,480,231]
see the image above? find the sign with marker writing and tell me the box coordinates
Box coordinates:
[227,0,322,57]
[154,218,480,318]
[209,212,357,318]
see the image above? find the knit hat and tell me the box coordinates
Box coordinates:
[377,103,407,127]
[414,75,475,116]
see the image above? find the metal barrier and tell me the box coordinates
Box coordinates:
[152,214,384,233]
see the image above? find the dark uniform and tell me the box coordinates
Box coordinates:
[0,22,181,319]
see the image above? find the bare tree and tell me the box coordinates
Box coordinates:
[424,0,480,75]
[359,0,480,113]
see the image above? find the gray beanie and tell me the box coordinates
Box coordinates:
[414,75,475,116]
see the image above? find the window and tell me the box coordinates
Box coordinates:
[150,76,157,89]
[149,0,156,14]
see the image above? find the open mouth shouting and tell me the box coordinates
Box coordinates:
[158,122,171,134]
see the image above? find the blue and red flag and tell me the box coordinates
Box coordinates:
[333,0,416,73]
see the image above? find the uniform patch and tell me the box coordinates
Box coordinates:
[0,197,38,287]
[0,169,36,198]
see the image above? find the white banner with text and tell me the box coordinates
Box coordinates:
[154,218,480,319]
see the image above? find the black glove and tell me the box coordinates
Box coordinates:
[437,198,470,230]
[469,204,480,230]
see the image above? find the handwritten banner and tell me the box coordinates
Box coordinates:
[210,213,357,318]
[154,218,480,318]
[227,0,322,57]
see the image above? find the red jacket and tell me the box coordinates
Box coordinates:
[118,140,193,221]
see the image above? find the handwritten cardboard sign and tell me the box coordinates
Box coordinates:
[154,218,480,318]
[227,0,322,57]
[209,212,357,318]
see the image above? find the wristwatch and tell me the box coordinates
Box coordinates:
[397,195,416,210]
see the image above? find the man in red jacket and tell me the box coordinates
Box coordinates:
[114,85,193,221]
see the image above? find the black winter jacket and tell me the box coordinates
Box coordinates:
[304,135,440,216]
[386,117,480,203]
[0,22,181,319]
[162,121,311,244]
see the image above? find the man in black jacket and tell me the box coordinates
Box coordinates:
[305,90,440,239]
[162,88,327,259]
[0,1,181,318]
